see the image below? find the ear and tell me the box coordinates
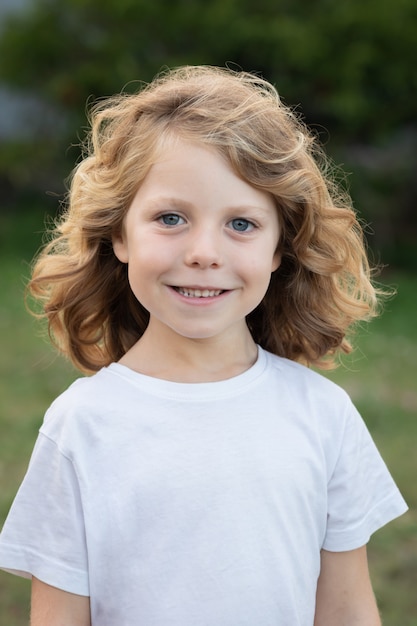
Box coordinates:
[112,232,129,264]
[271,249,282,273]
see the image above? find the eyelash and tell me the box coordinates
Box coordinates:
[158,213,257,232]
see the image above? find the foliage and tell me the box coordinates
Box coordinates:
[0,0,416,266]
[1,0,416,136]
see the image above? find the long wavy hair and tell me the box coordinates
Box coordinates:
[29,65,382,373]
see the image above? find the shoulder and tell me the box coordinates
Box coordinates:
[46,366,120,414]
[255,349,359,460]
[39,365,127,451]
[261,348,351,407]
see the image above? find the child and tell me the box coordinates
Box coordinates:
[0,66,407,625]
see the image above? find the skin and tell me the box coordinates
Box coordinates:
[31,577,91,626]
[314,547,381,625]
[31,138,382,624]
[112,137,281,382]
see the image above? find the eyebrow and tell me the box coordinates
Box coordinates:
[144,197,194,211]
[144,196,275,214]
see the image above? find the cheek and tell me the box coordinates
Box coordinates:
[126,242,175,284]
[242,261,275,296]
[245,240,280,278]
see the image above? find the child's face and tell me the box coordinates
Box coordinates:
[113,138,281,349]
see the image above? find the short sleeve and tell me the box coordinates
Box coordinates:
[0,433,89,596]
[323,402,408,551]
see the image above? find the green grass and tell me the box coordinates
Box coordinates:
[323,275,417,624]
[0,209,78,623]
[0,209,416,624]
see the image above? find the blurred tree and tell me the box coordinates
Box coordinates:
[0,0,416,265]
[1,0,415,136]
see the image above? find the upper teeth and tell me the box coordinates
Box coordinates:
[177,288,223,298]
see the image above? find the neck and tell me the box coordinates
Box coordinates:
[118,322,258,383]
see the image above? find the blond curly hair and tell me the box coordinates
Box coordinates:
[29,65,381,373]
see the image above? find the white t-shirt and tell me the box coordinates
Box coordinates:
[0,347,407,625]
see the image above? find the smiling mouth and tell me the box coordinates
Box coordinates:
[173,287,225,298]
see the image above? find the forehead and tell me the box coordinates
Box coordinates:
[133,137,277,212]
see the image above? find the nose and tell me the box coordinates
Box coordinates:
[184,226,223,268]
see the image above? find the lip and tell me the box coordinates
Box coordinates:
[168,285,230,304]
[173,285,227,291]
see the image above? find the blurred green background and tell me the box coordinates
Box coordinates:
[0,0,416,623]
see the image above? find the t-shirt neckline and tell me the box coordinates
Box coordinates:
[107,345,268,400]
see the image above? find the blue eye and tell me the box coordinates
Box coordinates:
[230,218,253,232]
[160,214,184,226]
